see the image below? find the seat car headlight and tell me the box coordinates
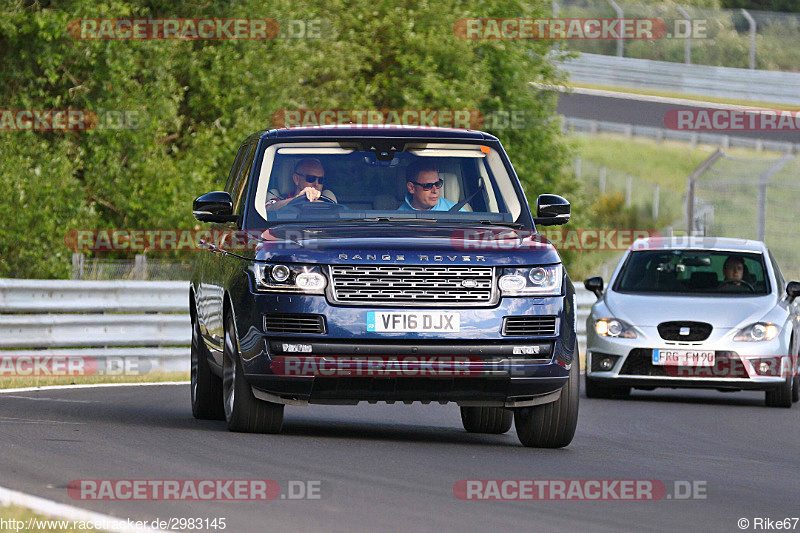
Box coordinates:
[733,322,779,342]
[250,263,327,294]
[594,318,637,338]
[499,265,562,296]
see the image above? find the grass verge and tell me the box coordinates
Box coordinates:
[0,371,189,390]
[0,504,109,533]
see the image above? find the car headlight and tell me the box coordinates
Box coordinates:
[251,263,327,294]
[594,318,637,338]
[733,322,779,342]
[499,265,562,296]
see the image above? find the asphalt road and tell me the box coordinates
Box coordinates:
[1,384,798,532]
[556,92,800,144]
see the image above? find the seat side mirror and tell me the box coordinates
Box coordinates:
[786,280,800,301]
[584,276,604,299]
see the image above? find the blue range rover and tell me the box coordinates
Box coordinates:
[190,125,579,447]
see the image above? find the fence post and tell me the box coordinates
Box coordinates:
[625,175,632,207]
[675,3,692,65]
[756,155,794,241]
[608,0,624,57]
[71,253,84,280]
[134,254,147,280]
[685,148,725,235]
[599,166,606,195]
[741,9,756,70]
[652,184,660,220]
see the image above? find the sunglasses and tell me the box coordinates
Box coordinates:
[410,179,444,191]
[296,172,326,185]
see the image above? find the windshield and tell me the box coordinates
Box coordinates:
[615,250,770,295]
[250,141,527,228]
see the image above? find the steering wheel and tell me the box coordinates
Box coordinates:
[719,278,756,292]
[285,192,344,211]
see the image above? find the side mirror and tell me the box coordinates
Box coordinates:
[193,191,238,223]
[786,281,800,301]
[534,194,570,226]
[584,276,604,299]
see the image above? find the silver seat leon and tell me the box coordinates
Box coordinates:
[584,237,800,407]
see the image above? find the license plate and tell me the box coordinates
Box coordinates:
[652,349,715,366]
[366,312,460,332]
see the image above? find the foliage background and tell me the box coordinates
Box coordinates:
[1,0,583,278]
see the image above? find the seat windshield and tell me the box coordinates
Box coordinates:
[250,142,527,227]
[615,250,769,295]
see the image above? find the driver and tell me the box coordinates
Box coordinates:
[266,158,328,210]
[721,255,745,287]
[397,161,458,212]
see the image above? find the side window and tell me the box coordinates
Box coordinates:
[232,143,257,216]
[769,252,785,294]
[225,145,249,194]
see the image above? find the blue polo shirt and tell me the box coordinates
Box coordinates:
[397,194,460,212]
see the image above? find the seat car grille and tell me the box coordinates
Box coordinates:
[264,314,326,334]
[502,316,558,336]
[620,349,744,378]
[657,321,713,341]
[329,265,494,306]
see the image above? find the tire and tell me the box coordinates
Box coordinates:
[191,312,225,420]
[514,358,579,448]
[792,375,799,403]
[765,372,793,408]
[223,312,284,433]
[460,407,513,434]
[584,375,630,399]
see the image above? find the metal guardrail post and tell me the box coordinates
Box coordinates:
[71,253,84,280]
[741,9,756,70]
[653,184,660,221]
[674,3,692,65]
[608,0,624,57]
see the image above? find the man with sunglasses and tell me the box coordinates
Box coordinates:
[266,158,333,210]
[397,161,459,212]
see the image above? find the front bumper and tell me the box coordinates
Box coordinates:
[231,291,577,406]
[585,325,792,392]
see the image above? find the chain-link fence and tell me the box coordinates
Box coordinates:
[553,0,800,72]
[575,156,685,226]
[686,152,800,280]
[72,254,193,280]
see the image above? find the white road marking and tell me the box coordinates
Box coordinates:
[0,381,188,394]
[0,484,166,533]
[0,416,86,425]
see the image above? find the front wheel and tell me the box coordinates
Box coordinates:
[765,373,793,408]
[585,375,631,399]
[460,407,513,434]
[223,313,285,432]
[191,313,224,420]
[514,358,579,448]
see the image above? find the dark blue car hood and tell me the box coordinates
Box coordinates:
[250,224,561,266]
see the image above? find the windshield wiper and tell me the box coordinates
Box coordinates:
[479,220,523,228]
[344,217,438,223]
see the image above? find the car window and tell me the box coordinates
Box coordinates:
[225,144,249,194]
[615,250,769,295]
[249,142,526,228]
[232,142,257,216]
[768,251,785,294]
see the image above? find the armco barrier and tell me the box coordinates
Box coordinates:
[0,279,190,374]
[0,279,597,375]
[558,53,800,106]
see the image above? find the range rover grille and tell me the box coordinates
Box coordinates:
[264,314,326,334]
[502,316,559,336]
[329,265,494,306]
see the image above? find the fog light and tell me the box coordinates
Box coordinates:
[759,362,771,374]
[600,357,614,371]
